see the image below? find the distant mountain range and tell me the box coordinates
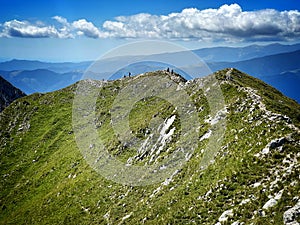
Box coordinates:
[209,50,300,76]
[0,69,82,94]
[0,76,26,112]
[0,60,91,73]
[192,43,300,62]
[0,43,299,102]
[1,43,299,71]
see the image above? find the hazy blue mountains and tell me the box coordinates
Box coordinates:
[0,43,299,102]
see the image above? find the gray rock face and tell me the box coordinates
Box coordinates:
[269,137,287,149]
[0,76,26,112]
[218,209,234,222]
[284,200,300,225]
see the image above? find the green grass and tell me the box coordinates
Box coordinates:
[0,69,299,224]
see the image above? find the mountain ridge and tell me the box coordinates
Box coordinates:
[0,68,299,224]
[208,50,300,103]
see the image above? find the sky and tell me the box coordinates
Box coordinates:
[0,0,299,62]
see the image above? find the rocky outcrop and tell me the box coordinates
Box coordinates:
[0,76,26,112]
[284,200,300,225]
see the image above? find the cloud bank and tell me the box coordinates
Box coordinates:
[1,4,299,42]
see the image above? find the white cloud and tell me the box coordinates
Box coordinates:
[52,16,69,26]
[100,4,300,42]
[72,19,103,38]
[52,16,74,38]
[0,16,104,39]
[1,4,300,42]
[53,16,106,38]
[1,19,60,38]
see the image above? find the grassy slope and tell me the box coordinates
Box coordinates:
[0,69,299,224]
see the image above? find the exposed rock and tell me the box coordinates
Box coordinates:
[231,221,243,225]
[0,76,26,112]
[269,137,287,149]
[120,212,133,223]
[200,130,212,141]
[258,209,266,217]
[218,209,234,222]
[283,200,300,225]
[274,189,284,200]
[252,182,261,188]
[240,198,251,205]
[263,198,278,210]
[255,136,291,158]
[205,108,227,125]
[127,115,176,165]
[225,68,233,81]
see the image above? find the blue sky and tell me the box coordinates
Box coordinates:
[0,0,299,61]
